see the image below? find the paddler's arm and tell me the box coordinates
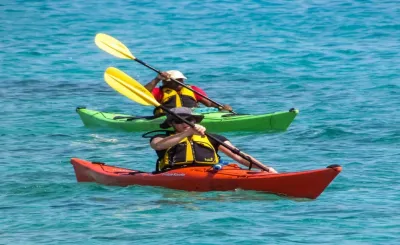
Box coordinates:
[150,124,206,150]
[193,86,232,111]
[218,141,278,173]
[199,98,232,111]
[144,72,170,92]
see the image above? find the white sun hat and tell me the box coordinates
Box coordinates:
[166,70,187,80]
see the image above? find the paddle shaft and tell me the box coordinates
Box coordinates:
[134,58,237,114]
[160,105,268,171]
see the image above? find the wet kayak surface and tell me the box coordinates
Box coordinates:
[76,107,299,132]
[71,158,342,199]
[1,0,399,244]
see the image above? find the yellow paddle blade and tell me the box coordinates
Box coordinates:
[107,67,155,98]
[95,33,136,60]
[104,67,161,107]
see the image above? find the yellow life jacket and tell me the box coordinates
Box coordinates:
[154,86,198,116]
[158,135,219,171]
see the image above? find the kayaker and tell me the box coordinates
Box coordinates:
[144,70,232,116]
[149,107,278,173]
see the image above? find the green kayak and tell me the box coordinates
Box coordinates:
[76,107,299,132]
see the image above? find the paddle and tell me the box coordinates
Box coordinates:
[103,67,269,172]
[95,33,237,114]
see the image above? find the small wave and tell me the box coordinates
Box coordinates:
[89,134,119,143]
[294,126,356,140]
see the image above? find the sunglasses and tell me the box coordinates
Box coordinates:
[171,117,196,124]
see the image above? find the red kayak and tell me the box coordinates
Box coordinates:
[71,158,341,199]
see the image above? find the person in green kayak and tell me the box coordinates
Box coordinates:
[144,70,232,116]
[149,107,277,173]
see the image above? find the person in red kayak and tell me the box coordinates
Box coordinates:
[144,70,232,116]
[149,107,277,173]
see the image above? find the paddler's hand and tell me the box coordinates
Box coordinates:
[266,166,278,173]
[156,71,171,81]
[219,104,233,111]
[184,124,206,136]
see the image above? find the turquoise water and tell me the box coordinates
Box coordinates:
[1,0,399,244]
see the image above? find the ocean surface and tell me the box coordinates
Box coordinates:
[1,0,399,244]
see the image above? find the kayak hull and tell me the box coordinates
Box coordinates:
[70,158,341,199]
[76,107,299,132]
